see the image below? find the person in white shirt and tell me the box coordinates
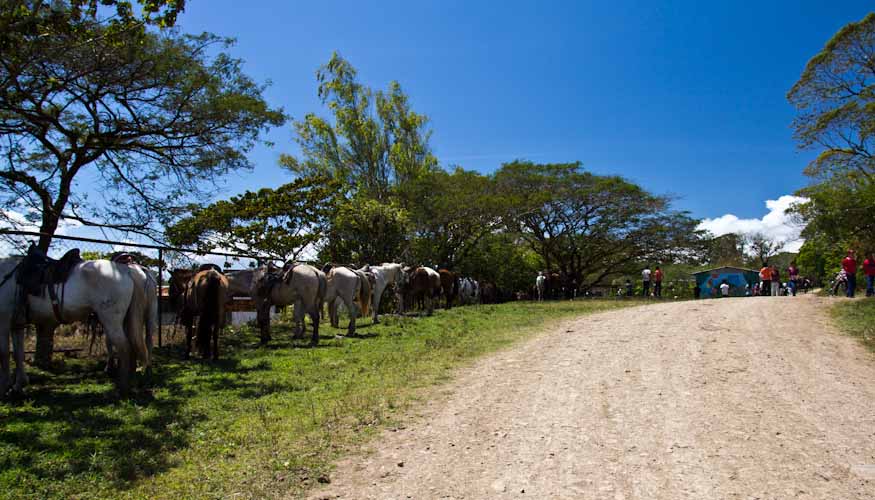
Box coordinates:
[641,267,651,297]
[720,280,730,297]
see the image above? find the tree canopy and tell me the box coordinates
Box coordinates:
[280,53,438,202]
[494,161,702,287]
[788,12,875,279]
[0,1,284,250]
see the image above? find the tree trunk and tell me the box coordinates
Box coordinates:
[34,213,60,365]
[34,324,55,369]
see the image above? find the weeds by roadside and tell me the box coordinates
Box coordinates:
[831,299,875,351]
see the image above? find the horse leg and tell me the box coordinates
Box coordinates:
[257,300,271,345]
[10,325,28,394]
[328,298,339,329]
[307,298,320,346]
[372,284,384,324]
[343,293,358,336]
[0,322,9,397]
[293,298,305,340]
[184,319,194,360]
[106,326,131,396]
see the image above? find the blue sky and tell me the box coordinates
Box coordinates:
[172,0,873,223]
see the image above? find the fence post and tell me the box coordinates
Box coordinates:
[158,247,163,348]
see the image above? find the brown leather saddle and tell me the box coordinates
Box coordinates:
[16,243,83,322]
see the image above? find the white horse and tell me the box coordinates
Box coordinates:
[458,277,480,305]
[324,266,371,335]
[359,263,404,323]
[252,263,326,345]
[0,257,150,397]
[536,272,546,302]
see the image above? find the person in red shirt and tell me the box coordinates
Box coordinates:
[653,266,664,298]
[863,252,875,297]
[759,265,772,296]
[842,250,857,298]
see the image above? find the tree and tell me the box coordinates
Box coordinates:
[166,176,339,262]
[318,195,410,264]
[744,232,785,267]
[787,13,875,268]
[787,13,875,184]
[704,233,746,267]
[280,53,438,202]
[406,167,506,268]
[0,2,285,251]
[495,161,702,288]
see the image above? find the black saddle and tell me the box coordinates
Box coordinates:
[16,244,83,296]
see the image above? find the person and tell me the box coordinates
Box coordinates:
[720,280,730,297]
[641,266,651,297]
[760,265,772,296]
[787,262,799,297]
[745,283,751,297]
[863,252,875,298]
[842,250,857,298]
[693,283,701,299]
[625,279,633,297]
[770,265,780,297]
[653,266,663,297]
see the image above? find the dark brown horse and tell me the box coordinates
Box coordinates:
[480,282,498,304]
[438,269,459,309]
[401,266,442,316]
[169,267,229,360]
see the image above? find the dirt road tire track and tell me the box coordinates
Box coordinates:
[310,296,875,499]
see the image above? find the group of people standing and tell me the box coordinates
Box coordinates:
[840,250,875,298]
[640,265,664,297]
[758,262,800,296]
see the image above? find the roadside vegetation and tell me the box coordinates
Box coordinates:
[0,299,634,500]
[831,300,875,352]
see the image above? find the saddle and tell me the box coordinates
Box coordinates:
[16,244,83,297]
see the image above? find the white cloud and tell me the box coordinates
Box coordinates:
[697,195,808,253]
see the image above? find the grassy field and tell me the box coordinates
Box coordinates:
[831,298,875,351]
[0,299,636,500]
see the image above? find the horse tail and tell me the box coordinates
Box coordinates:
[357,273,370,318]
[197,272,221,357]
[124,269,150,370]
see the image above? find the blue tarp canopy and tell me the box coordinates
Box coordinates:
[692,266,760,298]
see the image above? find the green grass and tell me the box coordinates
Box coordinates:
[0,299,634,500]
[831,299,875,351]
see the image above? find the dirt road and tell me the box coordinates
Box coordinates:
[311,296,875,499]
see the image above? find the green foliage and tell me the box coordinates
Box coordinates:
[318,195,411,264]
[406,167,506,267]
[0,3,285,249]
[788,13,875,276]
[494,160,704,287]
[0,300,633,499]
[703,233,746,267]
[281,53,438,201]
[787,13,875,183]
[166,176,338,261]
[454,232,542,294]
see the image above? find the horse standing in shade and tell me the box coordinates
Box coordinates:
[252,263,325,345]
[169,266,229,360]
[458,277,480,305]
[358,263,404,323]
[535,272,546,301]
[400,266,441,316]
[1,251,151,397]
[438,269,459,309]
[323,265,371,336]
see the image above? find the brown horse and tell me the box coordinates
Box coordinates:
[169,267,229,360]
[480,282,498,304]
[401,266,442,316]
[438,269,459,309]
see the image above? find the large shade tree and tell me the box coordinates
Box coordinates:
[788,12,875,259]
[495,161,702,288]
[0,1,285,251]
